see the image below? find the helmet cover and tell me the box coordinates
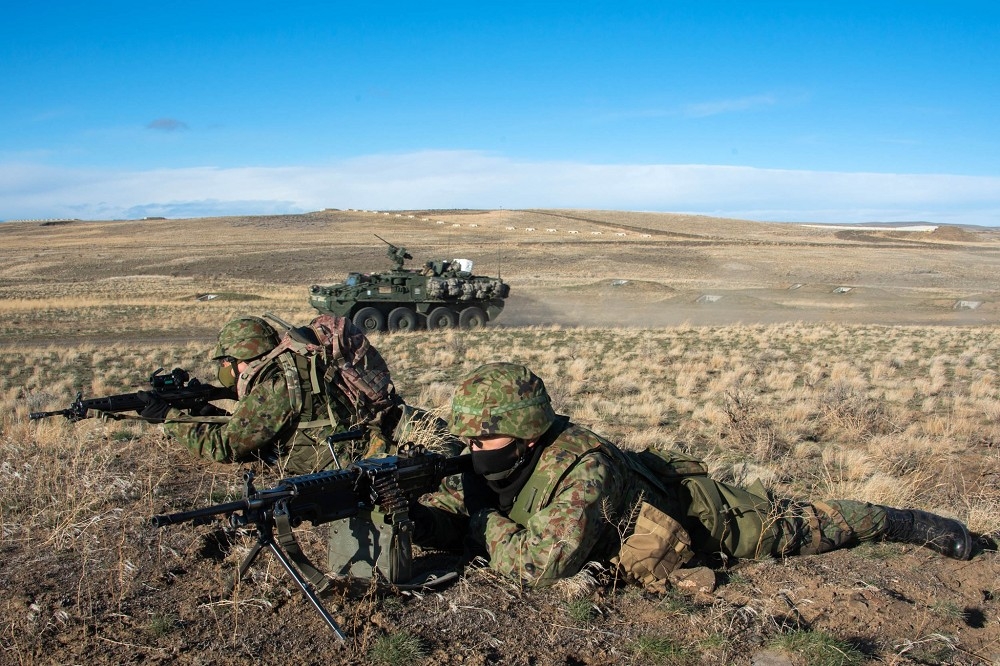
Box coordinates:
[450,362,556,440]
[212,316,279,361]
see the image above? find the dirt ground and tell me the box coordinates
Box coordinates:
[2,208,1000,332]
[3,210,1000,664]
[4,459,999,666]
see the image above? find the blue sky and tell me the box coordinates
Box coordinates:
[2,2,998,224]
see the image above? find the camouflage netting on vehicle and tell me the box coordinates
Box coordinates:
[427,277,509,300]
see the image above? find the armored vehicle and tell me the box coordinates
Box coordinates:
[309,237,510,332]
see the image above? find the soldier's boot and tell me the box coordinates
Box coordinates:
[881,507,973,560]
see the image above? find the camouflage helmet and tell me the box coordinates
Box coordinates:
[450,363,557,440]
[212,316,279,361]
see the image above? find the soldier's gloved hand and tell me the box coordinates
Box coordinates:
[407,500,434,543]
[137,391,172,422]
[194,402,228,417]
[463,508,493,562]
[461,472,498,516]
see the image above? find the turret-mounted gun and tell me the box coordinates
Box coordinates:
[375,233,412,270]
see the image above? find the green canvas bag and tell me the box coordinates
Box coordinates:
[680,476,775,559]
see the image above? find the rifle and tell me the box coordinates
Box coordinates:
[151,432,472,641]
[29,367,236,421]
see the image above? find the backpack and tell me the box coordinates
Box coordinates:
[238,314,399,427]
[625,447,709,486]
[625,447,776,560]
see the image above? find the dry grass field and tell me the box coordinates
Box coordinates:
[2,209,1000,665]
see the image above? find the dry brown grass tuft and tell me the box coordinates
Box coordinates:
[3,212,1000,663]
[5,324,998,562]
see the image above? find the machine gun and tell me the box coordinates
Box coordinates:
[151,433,472,641]
[375,233,412,269]
[29,367,236,421]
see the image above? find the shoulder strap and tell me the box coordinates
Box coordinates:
[236,346,286,397]
[235,326,346,430]
[507,420,603,526]
[618,449,708,500]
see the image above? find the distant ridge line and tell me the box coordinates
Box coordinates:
[3,218,81,223]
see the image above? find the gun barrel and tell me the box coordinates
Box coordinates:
[441,453,473,477]
[29,409,66,421]
[326,428,367,444]
[150,498,251,527]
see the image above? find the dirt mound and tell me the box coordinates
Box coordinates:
[6,515,997,665]
[564,279,676,300]
[931,225,980,241]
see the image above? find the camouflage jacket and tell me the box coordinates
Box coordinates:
[415,420,891,585]
[416,419,674,585]
[164,359,462,475]
[164,361,370,474]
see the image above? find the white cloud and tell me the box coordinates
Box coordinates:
[1,151,998,225]
[682,94,778,118]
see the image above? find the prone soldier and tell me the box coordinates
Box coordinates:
[409,363,973,589]
[142,314,463,589]
[140,315,460,475]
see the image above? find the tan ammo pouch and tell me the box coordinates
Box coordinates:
[613,502,694,592]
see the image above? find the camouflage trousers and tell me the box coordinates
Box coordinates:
[767,498,888,557]
[680,477,888,559]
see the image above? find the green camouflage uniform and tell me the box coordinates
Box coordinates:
[163,361,372,474]
[162,316,460,475]
[414,363,890,587]
[417,421,887,585]
[164,367,462,474]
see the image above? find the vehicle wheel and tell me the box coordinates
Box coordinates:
[426,306,458,330]
[353,307,385,333]
[388,307,418,332]
[458,306,487,329]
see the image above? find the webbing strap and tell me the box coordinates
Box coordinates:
[308,355,324,396]
[274,509,331,593]
[803,500,854,555]
[814,501,853,534]
[297,418,335,429]
[700,478,729,516]
[799,505,824,555]
[507,419,579,526]
[279,353,305,415]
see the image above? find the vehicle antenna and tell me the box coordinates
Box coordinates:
[496,205,503,279]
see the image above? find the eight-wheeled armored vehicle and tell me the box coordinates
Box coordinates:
[309,238,510,332]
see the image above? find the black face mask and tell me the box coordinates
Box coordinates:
[471,439,526,482]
